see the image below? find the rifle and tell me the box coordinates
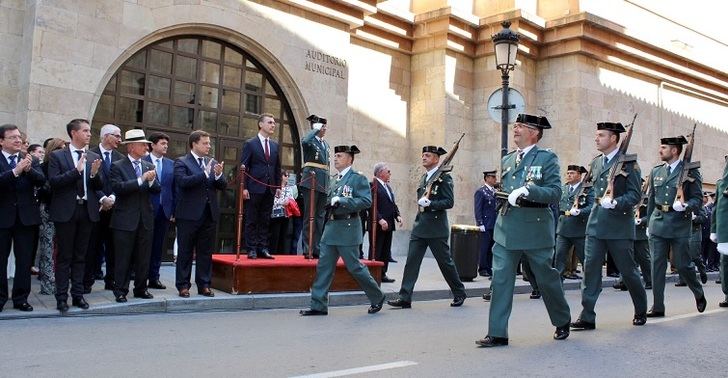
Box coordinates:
[674,123,700,204]
[635,175,650,220]
[603,113,638,200]
[570,163,595,211]
[420,133,465,210]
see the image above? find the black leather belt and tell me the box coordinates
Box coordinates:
[330,213,359,220]
[518,199,548,208]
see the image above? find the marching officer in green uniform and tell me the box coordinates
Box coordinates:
[710,156,728,306]
[614,176,653,291]
[300,145,385,315]
[554,165,592,276]
[300,114,330,259]
[476,114,571,348]
[645,136,706,317]
[571,122,648,331]
[387,145,467,309]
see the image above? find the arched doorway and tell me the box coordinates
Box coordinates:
[92,35,301,253]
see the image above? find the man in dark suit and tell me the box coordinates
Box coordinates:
[0,124,46,312]
[48,118,103,312]
[174,130,227,298]
[85,124,124,292]
[369,162,402,283]
[240,113,281,259]
[474,170,498,278]
[110,130,161,303]
[144,132,175,290]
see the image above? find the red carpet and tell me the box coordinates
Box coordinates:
[211,254,384,268]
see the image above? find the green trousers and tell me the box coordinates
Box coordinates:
[580,237,647,323]
[488,243,571,338]
[398,236,466,302]
[309,243,384,311]
[633,240,652,285]
[721,254,728,299]
[649,235,703,312]
[554,235,585,275]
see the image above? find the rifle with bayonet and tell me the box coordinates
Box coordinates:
[571,163,595,212]
[603,113,638,200]
[674,123,700,205]
[419,133,465,211]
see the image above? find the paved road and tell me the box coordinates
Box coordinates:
[2,284,726,377]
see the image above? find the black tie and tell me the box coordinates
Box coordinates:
[75,150,85,199]
[516,150,524,166]
[198,157,205,169]
[103,151,111,175]
[666,165,672,176]
[8,155,17,169]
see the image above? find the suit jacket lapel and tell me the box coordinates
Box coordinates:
[64,149,75,172]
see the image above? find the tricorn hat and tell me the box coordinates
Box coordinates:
[516,114,551,129]
[597,122,626,133]
[422,146,447,155]
[660,136,688,145]
[121,129,151,144]
[334,145,360,155]
[567,165,587,174]
[306,114,327,125]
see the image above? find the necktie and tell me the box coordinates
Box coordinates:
[75,150,85,198]
[666,165,672,176]
[133,160,142,178]
[198,157,205,169]
[103,151,111,173]
[603,156,609,167]
[264,138,270,160]
[515,150,524,166]
[155,158,162,177]
[8,155,17,169]
[386,183,394,201]
[569,185,575,195]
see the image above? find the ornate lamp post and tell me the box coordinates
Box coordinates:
[491,21,520,157]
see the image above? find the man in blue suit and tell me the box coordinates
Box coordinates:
[240,113,281,259]
[174,130,227,298]
[144,132,175,290]
[474,170,498,277]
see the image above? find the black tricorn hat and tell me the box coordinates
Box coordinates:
[422,146,447,155]
[483,170,497,178]
[660,136,688,145]
[334,145,360,155]
[703,191,713,196]
[516,114,551,129]
[597,122,626,133]
[306,114,327,125]
[567,165,587,174]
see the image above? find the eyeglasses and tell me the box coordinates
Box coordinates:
[111,134,122,139]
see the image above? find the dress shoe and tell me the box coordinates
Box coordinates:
[607,272,619,278]
[633,313,647,326]
[613,282,627,291]
[717,279,722,284]
[645,309,665,317]
[476,336,508,347]
[133,290,154,299]
[57,300,69,312]
[554,322,570,340]
[482,292,491,301]
[258,249,275,259]
[451,296,466,307]
[178,288,190,298]
[719,299,728,308]
[198,288,215,297]
[675,281,687,287]
[368,297,385,314]
[13,302,33,312]
[72,297,90,309]
[247,251,257,259]
[697,262,708,284]
[388,258,398,263]
[299,309,328,316]
[148,280,167,290]
[696,295,707,313]
[529,290,541,300]
[386,298,411,309]
[570,319,596,331]
[381,275,395,283]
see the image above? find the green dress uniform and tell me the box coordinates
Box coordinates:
[712,163,728,301]
[300,127,330,257]
[309,167,384,312]
[554,181,593,275]
[646,161,703,312]
[633,199,652,286]
[487,146,571,338]
[579,152,647,324]
[397,172,466,302]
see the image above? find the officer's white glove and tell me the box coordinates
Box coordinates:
[331,196,340,206]
[635,218,642,226]
[710,233,718,243]
[600,197,617,209]
[672,201,688,212]
[507,186,529,207]
[478,225,486,232]
[646,227,650,235]
[417,197,431,207]
[718,243,728,255]
[691,213,697,221]
[313,122,323,131]
[569,208,581,216]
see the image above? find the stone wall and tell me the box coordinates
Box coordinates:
[0,0,25,126]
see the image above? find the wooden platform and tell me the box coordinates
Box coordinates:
[211,254,384,294]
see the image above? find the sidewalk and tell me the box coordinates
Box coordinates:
[0,257,713,320]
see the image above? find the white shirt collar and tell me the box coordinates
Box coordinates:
[518,144,536,156]
[484,183,494,192]
[337,166,352,178]
[426,166,439,181]
[127,155,141,164]
[668,160,680,172]
[603,147,619,162]
[258,133,270,145]
[190,151,205,162]
[150,152,163,162]
[99,144,112,156]
[2,150,17,160]
[69,143,86,153]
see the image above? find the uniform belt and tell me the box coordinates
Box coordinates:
[329,213,359,220]
[303,162,328,170]
[518,199,548,208]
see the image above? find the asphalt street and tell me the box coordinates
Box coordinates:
[1,283,726,378]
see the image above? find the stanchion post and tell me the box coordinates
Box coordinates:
[369,180,377,261]
[235,165,246,261]
[306,174,316,259]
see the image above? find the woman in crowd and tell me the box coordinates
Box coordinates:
[36,138,66,295]
[269,171,298,254]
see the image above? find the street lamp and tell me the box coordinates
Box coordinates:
[492,21,520,157]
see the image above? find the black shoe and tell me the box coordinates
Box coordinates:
[554,322,570,340]
[133,290,154,299]
[633,313,647,326]
[675,281,687,287]
[13,302,33,312]
[646,309,665,317]
[388,258,398,263]
[644,282,652,290]
[476,336,508,347]
[717,279,722,284]
[719,300,728,308]
[115,294,127,303]
[299,309,328,316]
[387,299,412,309]
[148,280,166,290]
[570,319,596,331]
[479,271,492,277]
[530,290,541,299]
[482,292,491,301]
[613,282,627,291]
[451,296,466,307]
[198,288,215,297]
[696,295,707,313]
[607,272,619,278]
[368,297,385,314]
[697,263,708,284]
[259,249,275,259]
[247,251,257,259]
[381,275,395,283]
[72,297,90,309]
[564,273,580,280]
[57,300,69,312]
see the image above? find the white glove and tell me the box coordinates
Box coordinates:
[313,122,323,131]
[478,225,486,232]
[568,208,581,216]
[600,197,617,209]
[417,197,431,207]
[672,201,687,212]
[718,243,728,255]
[507,186,529,207]
[635,218,642,226]
[646,227,649,235]
[691,213,697,221]
[331,196,340,206]
[711,233,718,243]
